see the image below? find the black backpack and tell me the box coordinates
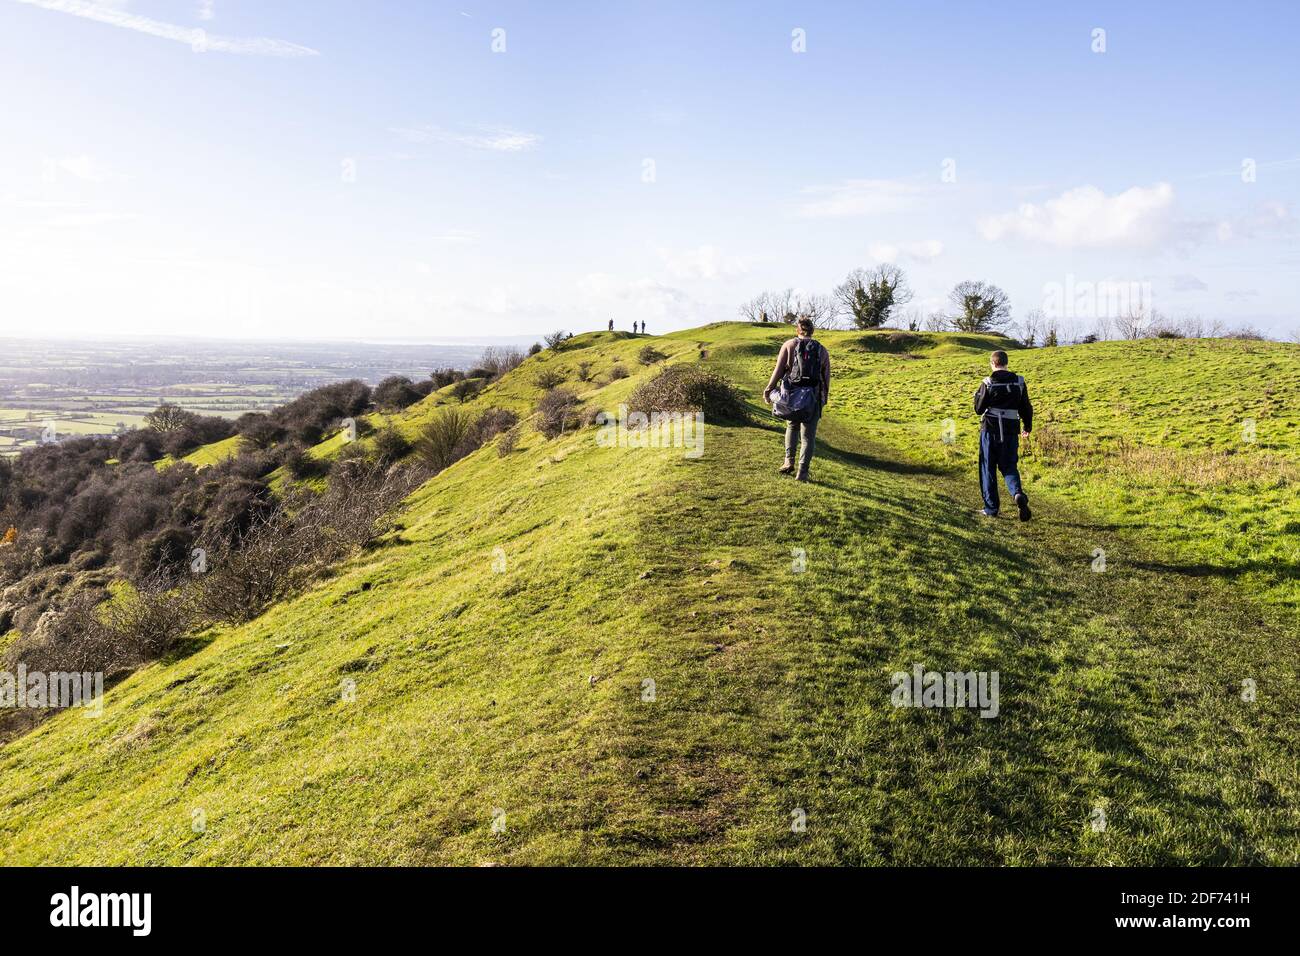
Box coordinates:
[786,338,822,388]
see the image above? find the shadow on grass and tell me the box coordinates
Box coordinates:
[814,438,949,477]
[1129,556,1300,581]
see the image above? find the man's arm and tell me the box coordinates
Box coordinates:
[820,346,830,404]
[762,342,791,399]
[973,381,989,415]
[1020,382,1033,434]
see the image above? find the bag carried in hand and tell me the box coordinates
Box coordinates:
[771,383,819,423]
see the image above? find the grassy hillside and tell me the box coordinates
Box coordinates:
[156,434,244,471]
[0,323,1295,864]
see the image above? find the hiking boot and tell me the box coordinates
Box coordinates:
[778,460,794,475]
[795,471,810,482]
[1015,492,1032,522]
[978,509,998,518]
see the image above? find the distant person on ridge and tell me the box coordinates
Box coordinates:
[763,316,830,482]
[608,318,614,332]
[973,349,1033,520]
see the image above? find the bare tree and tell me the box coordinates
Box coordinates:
[1114,301,1160,339]
[834,265,914,329]
[898,307,924,331]
[923,310,950,332]
[771,287,796,324]
[737,288,797,324]
[947,280,1012,332]
[1016,309,1045,347]
[1174,314,1225,339]
[1088,315,1114,342]
[478,346,524,379]
[794,292,842,330]
[738,292,770,323]
[144,402,196,433]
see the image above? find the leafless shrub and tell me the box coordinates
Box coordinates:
[3,460,425,728]
[414,407,476,472]
[477,346,525,380]
[535,388,583,438]
[194,461,424,624]
[468,408,519,447]
[626,365,747,421]
[3,572,195,684]
[534,368,566,389]
[1224,325,1267,341]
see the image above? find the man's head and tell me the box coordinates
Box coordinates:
[797,316,814,337]
[990,349,1008,370]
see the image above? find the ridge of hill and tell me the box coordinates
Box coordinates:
[0,323,1295,864]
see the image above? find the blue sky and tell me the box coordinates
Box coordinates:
[1,0,1296,340]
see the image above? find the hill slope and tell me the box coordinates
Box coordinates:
[0,324,1295,864]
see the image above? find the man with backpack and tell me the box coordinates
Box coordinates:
[763,316,830,481]
[973,349,1033,520]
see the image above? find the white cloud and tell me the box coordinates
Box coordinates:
[797,179,925,219]
[1214,201,1294,242]
[867,239,943,263]
[979,183,1176,248]
[14,0,318,56]
[656,244,748,280]
[390,125,541,152]
[197,1,214,22]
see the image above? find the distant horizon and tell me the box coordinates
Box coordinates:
[0,330,547,347]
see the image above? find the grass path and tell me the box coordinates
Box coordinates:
[599,345,1297,863]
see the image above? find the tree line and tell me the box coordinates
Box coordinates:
[739,266,1012,335]
[738,266,1279,343]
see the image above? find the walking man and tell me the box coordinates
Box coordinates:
[763,316,830,481]
[608,318,614,332]
[973,349,1033,520]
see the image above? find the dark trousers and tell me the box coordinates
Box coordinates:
[979,424,1023,514]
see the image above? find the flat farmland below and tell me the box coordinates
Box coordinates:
[0,335,528,454]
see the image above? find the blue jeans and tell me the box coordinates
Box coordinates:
[979,425,1023,514]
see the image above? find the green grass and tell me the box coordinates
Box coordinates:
[0,323,1295,864]
[810,331,1300,610]
[156,434,245,471]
